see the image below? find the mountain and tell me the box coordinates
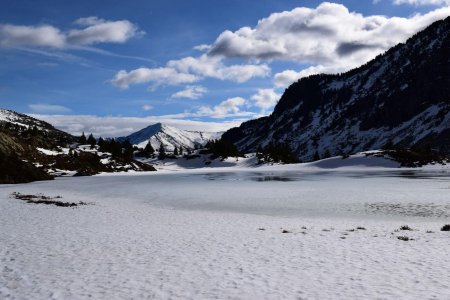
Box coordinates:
[118,123,221,151]
[0,108,75,143]
[222,17,450,161]
[0,109,155,183]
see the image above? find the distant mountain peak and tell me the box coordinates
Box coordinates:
[118,123,222,151]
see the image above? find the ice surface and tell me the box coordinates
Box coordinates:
[1,167,450,299]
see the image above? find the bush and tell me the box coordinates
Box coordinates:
[399,225,413,231]
[441,224,450,231]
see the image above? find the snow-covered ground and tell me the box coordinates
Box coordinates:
[144,151,437,172]
[1,165,450,299]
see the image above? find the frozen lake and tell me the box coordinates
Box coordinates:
[4,168,450,221]
[2,167,450,299]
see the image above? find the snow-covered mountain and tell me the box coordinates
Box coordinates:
[223,17,450,161]
[118,123,222,151]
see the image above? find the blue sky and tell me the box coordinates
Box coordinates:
[1,0,449,136]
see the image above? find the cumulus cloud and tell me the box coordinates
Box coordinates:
[111,67,199,89]
[171,85,207,99]
[0,16,142,49]
[196,97,255,119]
[28,103,71,114]
[251,89,281,111]
[167,55,267,83]
[393,0,450,5]
[67,17,142,46]
[0,24,65,48]
[168,55,270,83]
[208,2,450,81]
[31,114,244,137]
[111,54,270,89]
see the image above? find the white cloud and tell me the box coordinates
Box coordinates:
[67,17,143,46]
[0,24,65,48]
[167,54,270,83]
[74,16,104,26]
[208,2,450,78]
[251,89,281,111]
[274,70,303,88]
[171,85,207,99]
[142,104,153,111]
[0,17,142,48]
[196,97,255,119]
[31,114,245,137]
[111,67,199,89]
[111,54,270,89]
[274,64,349,88]
[28,103,71,114]
[393,0,450,5]
[193,44,211,51]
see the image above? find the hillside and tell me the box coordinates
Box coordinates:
[222,17,450,161]
[0,109,155,183]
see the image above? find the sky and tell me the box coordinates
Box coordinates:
[1,0,449,137]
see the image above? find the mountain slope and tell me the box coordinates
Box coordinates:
[223,17,450,161]
[0,109,75,183]
[0,109,155,183]
[118,123,221,151]
[0,108,75,143]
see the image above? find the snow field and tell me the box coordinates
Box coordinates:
[1,169,450,299]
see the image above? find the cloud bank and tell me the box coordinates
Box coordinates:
[0,16,142,48]
[111,54,270,88]
[32,114,244,137]
[207,2,450,86]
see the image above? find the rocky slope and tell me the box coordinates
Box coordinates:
[0,109,155,183]
[223,17,450,161]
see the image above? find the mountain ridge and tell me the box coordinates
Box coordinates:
[222,16,450,160]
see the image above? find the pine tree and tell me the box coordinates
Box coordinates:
[144,142,154,155]
[122,140,134,161]
[174,147,179,156]
[313,151,320,161]
[87,134,96,148]
[158,144,166,160]
[109,139,122,157]
[179,146,183,155]
[98,137,106,150]
[79,132,87,144]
